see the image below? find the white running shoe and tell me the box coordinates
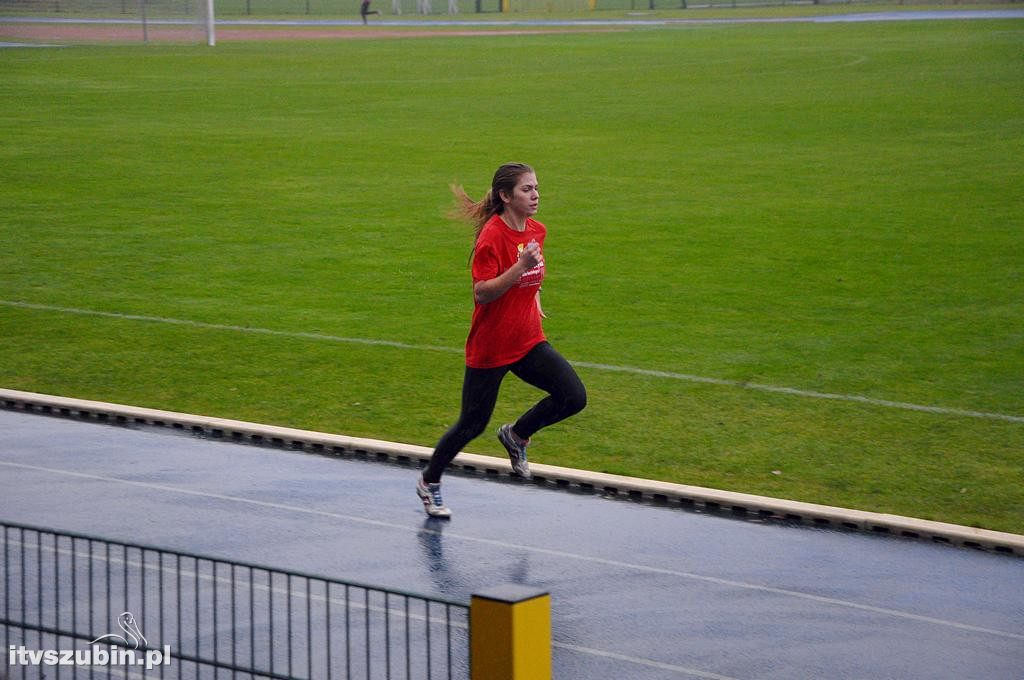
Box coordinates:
[416,477,452,519]
[497,424,532,479]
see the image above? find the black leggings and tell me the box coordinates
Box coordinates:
[422,341,587,484]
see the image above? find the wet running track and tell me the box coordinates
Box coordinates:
[1,409,1022,679]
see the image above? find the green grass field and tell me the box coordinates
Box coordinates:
[1,18,1022,533]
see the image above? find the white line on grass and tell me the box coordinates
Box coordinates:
[2,460,1023,645]
[2,299,1021,424]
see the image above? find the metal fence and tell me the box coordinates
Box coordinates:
[598,0,1017,9]
[0,0,494,16]
[2,521,470,680]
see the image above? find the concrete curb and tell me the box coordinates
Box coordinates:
[2,387,1021,556]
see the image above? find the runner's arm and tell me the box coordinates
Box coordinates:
[474,261,527,305]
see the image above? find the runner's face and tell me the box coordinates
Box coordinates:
[503,173,539,218]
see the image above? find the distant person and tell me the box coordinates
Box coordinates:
[360,0,381,23]
[416,163,587,518]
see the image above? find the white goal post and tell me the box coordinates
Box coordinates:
[204,0,214,44]
[0,0,214,45]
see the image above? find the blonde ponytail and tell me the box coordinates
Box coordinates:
[449,184,502,247]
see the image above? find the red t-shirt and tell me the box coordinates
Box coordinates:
[465,214,547,368]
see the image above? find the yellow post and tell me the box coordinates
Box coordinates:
[501,0,510,10]
[470,584,551,680]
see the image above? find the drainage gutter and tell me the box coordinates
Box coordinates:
[2,387,1020,556]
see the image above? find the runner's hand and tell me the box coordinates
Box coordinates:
[518,241,541,270]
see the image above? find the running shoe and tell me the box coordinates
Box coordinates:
[497,424,532,479]
[416,477,452,519]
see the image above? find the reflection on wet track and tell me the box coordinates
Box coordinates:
[1,409,1021,679]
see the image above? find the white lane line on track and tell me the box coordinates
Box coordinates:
[2,300,1021,424]
[553,644,741,680]
[5,539,743,680]
[3,460,1022,644]
[6,535,742,679]
[8,537,461,625]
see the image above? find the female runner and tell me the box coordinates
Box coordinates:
[416,162,587,518]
